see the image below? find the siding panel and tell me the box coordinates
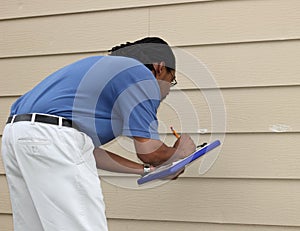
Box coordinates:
[0,176,11,213]
[158,86,300,133]
[0,54,92,96]
[1,40,300,96]
[1,133,300,178]
[3,216,300,231]
[105,178,300,226]
[150,0,300,45]
[100,133,300,179]
[1,86,299,134]
[0,0,210,20]
[0,97,14,133]
[108,219,300,231]
[0,9,149,58]
[0,215,13,231]
[181,40,300,88]
[2,0,300,58]
[0,138,4,174]
[1,176,300,226]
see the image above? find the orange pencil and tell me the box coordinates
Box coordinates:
[170,126,180,138]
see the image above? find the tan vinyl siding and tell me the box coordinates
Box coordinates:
[1,0,299,230]
[0,0,211,20]
[0,215,13,231]
[2,0,300,58]
[1,132,300,179]
[149,0,300,45]
[1,87,299,134]
[107,219,300,231]
[0,9,149,58]
[2,217,299,231]
[1,176,300,226]
[0,139,4,174]
[99,133,300,180]
[1,40,300,96]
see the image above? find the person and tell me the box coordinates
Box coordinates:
[1,37,196,231]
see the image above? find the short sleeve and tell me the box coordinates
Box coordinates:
[111,74,161,140]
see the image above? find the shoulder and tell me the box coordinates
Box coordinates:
[102,56,151,75]
[98,56,155,84]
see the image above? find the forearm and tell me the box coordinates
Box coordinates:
[93,147,144,175]
[137,143,177,166]
[134,134,196,167]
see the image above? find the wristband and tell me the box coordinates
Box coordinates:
[143,163,151,175]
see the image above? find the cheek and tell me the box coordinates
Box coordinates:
[158,79,170,88]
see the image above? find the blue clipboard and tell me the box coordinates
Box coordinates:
[137,140,221,185]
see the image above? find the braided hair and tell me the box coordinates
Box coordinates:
[109,37,176,71]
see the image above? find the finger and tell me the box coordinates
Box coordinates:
[171,168,185,180]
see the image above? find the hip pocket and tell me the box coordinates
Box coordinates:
[17,137,52,156]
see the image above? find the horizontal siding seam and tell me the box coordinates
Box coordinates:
[2,173,300,180]
[1,38,300,60]
[106,217,300,228]
[0,215,299,228]
[0,212,11,215]
[1,175,300,181]
[100,175,300,181]
[2,132,300,138]
[2,85,300,98]
[2,86,300,98]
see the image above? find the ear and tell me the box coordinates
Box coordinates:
[152,62,166,77]
[157,61,166,74]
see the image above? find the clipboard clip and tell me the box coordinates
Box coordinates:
[196,142,208,149]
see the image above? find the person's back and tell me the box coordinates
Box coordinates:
[11,55,161,146]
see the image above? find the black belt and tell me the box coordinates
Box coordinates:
[7,114,74,128]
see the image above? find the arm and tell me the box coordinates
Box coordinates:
[134,134,196,166]
[93,133,195,174]
[93,147,148,175]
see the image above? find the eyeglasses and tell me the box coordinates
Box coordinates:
[169,71,177,87]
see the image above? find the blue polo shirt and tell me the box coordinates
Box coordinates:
[11,56,161,146]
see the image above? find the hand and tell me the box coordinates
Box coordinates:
[173,134,196,160]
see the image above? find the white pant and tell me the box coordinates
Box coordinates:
[2,120,108,231]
